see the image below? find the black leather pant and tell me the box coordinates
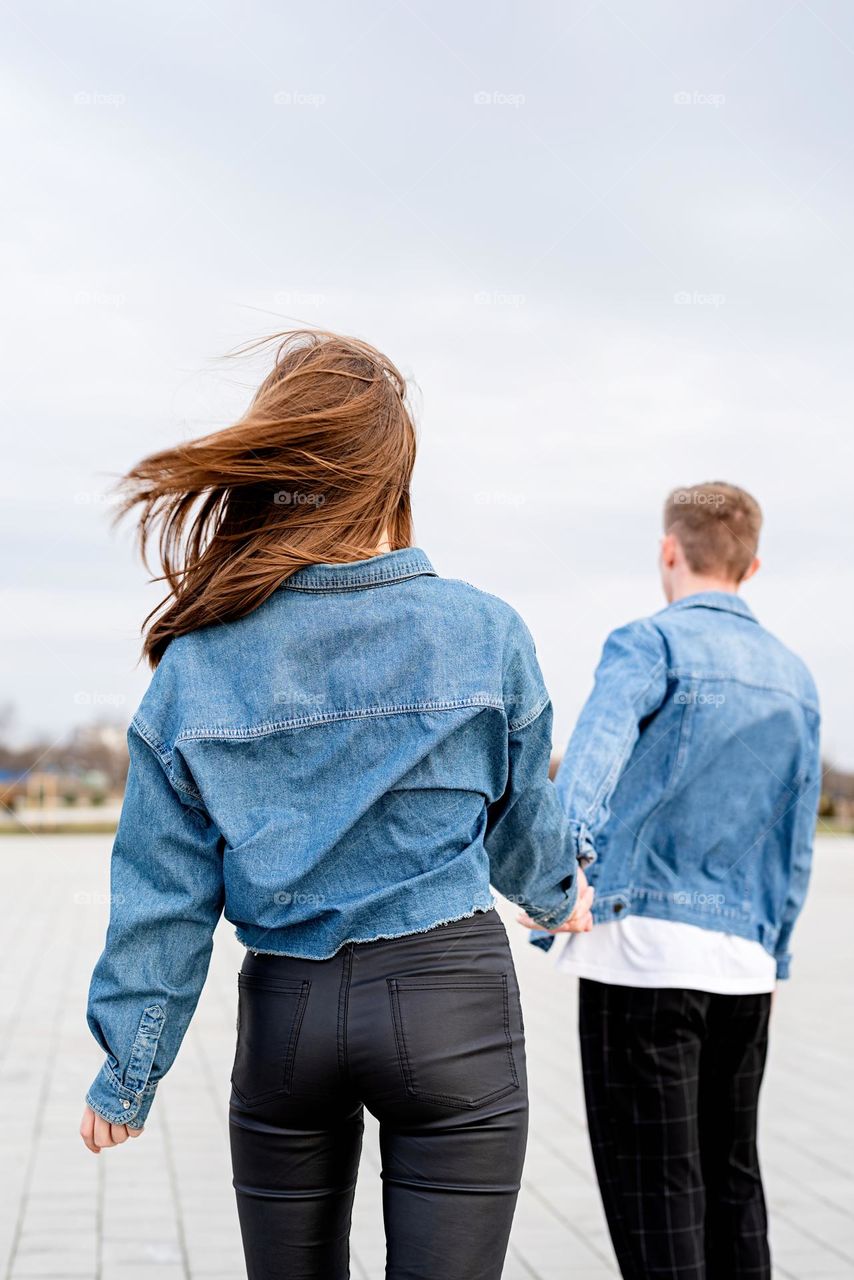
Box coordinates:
[229,909,528,1279]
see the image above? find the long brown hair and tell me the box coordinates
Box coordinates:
[116,330,417,667]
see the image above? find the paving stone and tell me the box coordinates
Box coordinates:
[1,834,852,1279]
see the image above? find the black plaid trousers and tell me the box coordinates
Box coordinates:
[579,979,772,1280]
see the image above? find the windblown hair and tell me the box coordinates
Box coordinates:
[664,481,762,582]
[117,331,417,667]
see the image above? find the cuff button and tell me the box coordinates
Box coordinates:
[121,1100,131,1110]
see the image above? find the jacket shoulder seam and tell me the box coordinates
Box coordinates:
[130,714,204,802]
[130,714,171,763]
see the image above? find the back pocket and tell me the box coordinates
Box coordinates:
[231,973,310,1106]
[387,975,518,1109]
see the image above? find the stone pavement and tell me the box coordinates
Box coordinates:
[0,835,852,1279]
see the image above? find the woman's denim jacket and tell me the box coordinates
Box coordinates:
[85,549,577,1126]
[535,593,820,978]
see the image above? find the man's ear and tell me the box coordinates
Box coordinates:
[660,532,680,568]
[741,556,761,584]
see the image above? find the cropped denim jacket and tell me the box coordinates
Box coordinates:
[86,549,578,1126]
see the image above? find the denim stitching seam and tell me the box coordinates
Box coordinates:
[177,698,504,742]
[337,948,353,1080]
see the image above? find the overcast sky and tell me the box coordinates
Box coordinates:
[3,0,853,765]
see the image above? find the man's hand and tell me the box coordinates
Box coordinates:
[79,1104,144,1154]
[517,866,595,934]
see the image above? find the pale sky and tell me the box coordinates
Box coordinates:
[2,1,853,765]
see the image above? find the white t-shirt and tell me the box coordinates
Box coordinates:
[556,915,776,995]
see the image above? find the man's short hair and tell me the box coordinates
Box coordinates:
[663,482,762,582]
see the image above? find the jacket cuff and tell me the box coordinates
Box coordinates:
[523,865,580,930]
[528,931,556,953]
[86,1060,158,1128]
[775,954,791,981]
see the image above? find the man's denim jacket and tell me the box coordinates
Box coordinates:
[85,549,577,1127]
[535,592,820,979]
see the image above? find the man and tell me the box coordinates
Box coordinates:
[530,482,820,1280]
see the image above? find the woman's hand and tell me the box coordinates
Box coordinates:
[517,866,595,934]
[79,1104,144,1154]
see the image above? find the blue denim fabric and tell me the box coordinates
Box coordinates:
[533,593,820,978]
[86,548,578,1126]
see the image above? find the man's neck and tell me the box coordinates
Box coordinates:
[670,574,741,603]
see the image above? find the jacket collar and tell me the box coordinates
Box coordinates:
[662,590,758,622]
[283,547,436,592]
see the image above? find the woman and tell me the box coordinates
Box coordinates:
[80,330,592,1280]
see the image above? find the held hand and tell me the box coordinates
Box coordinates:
[517,866,595,935]
[79,1103,144,1154]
